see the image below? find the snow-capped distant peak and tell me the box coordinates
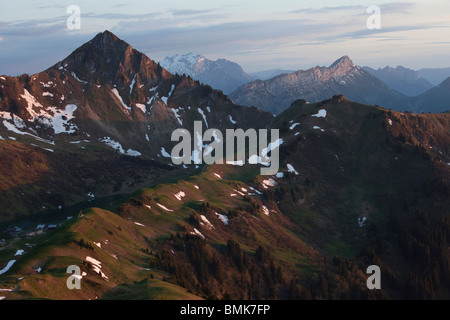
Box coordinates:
[161,53,202,76]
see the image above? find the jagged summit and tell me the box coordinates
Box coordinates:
[329,55,355,70]
[51,30,171,86]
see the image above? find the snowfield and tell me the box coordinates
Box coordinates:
[215,212,229,225]
[14,250,25,256]
[156,203,174,212]
[262,178,277,188]
[101,137,141,157]
[200,215,214,229]
[312,109,327,118]
[162,84,176,104]
[226,160,244,166]
[289,123,300,130]
[313,126,325,132]
[129,74,137,95]
[111,88,131,114]
[18,89,79,134]
[161,147,171,158]
[192,228,206,239]
[287,164,299,175]
[261,138,284,158]
[2,119,54,145]
[46,104,79,134]
[358,217,367,227]
[71,72,88,84]
[249,186,262,195]
[135,103,146,114]
[0,260,16,275]
[174,191,186,201]
[198,108,209,128]
[170,108,183,126]
[86,256,108,280]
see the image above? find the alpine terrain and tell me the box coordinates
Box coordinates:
[0,31,449,301]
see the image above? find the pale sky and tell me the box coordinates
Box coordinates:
[0,0,449,75]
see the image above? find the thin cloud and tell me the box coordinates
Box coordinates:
[289,2,416,15]
[330,24,449,41]
[381,2,417,14]
[37,4,65,9]
[170,9,215,16]
[84,12,160,20]
[290,5,365,14]
[0,17,66,38]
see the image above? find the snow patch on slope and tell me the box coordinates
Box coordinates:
[0,260,16,275]
[135,104,146,114]
[101,137,141,157]
[174,191,186,201]
[198,108,208,128]
[200,215,214,229]
[215,212,229,225]
[86,256,108,280]
[171,108,183,126]
[71,72,88,84]
[289,123,300,130]
[287,164,299,175]
[156,203,174,212]
[312,109,327,118]
[111,89,131,114]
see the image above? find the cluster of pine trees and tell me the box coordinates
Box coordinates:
[152,233,316,300]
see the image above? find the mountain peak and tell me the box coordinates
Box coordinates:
[329,56,355,69]
[84,30,131,56]
[94,30,120,42]
[55,30,170,87]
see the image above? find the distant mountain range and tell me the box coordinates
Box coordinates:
[362,66,433,96]
[229,56,409,114]
[228,56,450,114]
[161,54,450,114]
[417,67,450,86]
[160,55,296,94]
[407,77,450,113]
[161,53,253,94]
